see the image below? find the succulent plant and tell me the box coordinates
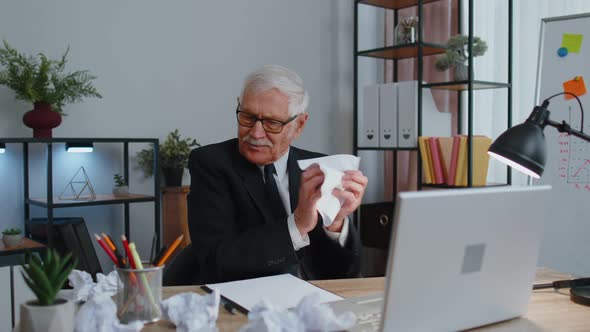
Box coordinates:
[113,173,128,187]
[2,228,22,235]
[21,249,77,306]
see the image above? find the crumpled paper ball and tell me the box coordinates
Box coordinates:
[74,293,143,332]
[239,293,356,332]
[67,269,120,302]
[160,289,221,332]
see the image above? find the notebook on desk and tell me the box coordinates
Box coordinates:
[331,185,552,332]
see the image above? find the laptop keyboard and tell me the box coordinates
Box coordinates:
[356,311,382,332]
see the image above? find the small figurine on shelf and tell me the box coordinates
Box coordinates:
[435,34,488,81]
[113,173,129,197]
[394,16,419,45]
[2,227,23,247]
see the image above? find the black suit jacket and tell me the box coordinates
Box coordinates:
[187,138,360,283]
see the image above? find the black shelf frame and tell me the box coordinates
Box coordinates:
[0,137,162,252]
[354,0,514,245]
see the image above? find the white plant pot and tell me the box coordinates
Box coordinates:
[2,234,23,247]
[112,186,129,197]
[19,299,75,332]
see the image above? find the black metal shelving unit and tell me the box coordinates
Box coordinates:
[354,0,513,249]
[0,137,162,252]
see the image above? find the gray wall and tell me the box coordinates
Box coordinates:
[0,2,359,329]
[0,0,355,271]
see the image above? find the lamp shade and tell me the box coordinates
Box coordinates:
[488,121,546,178]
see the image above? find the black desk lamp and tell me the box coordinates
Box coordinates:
[488,91,590,306]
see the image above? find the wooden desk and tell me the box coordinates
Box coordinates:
[143,268,589,332]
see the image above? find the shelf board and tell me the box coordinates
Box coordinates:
[28,194,157,208]
[423,81,510,91]
[357,43,446,60]
[0,238,45,257]
[0,137,157,144]
[357,147,418,151]
[358,0,443,10]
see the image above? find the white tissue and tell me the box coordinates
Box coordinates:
[160,290,221,332]
[74,294,143,332]
[67,270,121,302]
[238,293,356,332]
[297,155,361,226]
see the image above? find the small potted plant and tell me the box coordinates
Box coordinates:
[136,129,200,187]
[112,173,129,197]
[20,249,77,332]
[2,227,23,247]
[394,16,419,45]
[0,40,102,138]
[435,34,488,81]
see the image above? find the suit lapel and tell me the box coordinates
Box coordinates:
[287,148,302,213]
[231,144,275,224]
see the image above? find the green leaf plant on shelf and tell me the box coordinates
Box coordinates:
[2,227,23,247]
[19,249,78,332]
[136,129,200,187]
[434,34,488,81]
[0,40,102,138]
[112,173,129,197]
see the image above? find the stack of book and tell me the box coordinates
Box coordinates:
[418,135,492,187]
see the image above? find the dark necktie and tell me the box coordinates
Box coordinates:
[264,164,287,220]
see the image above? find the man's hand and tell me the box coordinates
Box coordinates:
[327,170,368,232]
[294,164,324,236]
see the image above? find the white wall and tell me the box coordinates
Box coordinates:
[0,2,355,329]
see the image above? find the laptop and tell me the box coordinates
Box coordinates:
[330,185,552,332]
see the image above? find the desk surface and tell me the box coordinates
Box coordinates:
[143,268,589,332]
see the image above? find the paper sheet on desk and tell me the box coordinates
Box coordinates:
[297,154,361,226]
[206,274,342,312]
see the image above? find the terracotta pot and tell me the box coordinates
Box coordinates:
[19,299,74,332]
[22,102,62,138]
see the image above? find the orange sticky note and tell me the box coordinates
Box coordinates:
[563,76,587,99]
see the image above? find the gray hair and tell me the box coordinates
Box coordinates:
[240,65,309,116]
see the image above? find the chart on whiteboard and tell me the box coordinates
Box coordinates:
[558,105,590,190]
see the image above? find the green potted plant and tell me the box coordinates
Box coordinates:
[2,227,23,247]
[435,34,488,81]
[0,40,102,138]
[19,249,77,332]
[112,173,129,197]
[136,129,200,187]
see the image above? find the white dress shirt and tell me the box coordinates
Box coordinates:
[259,148,349,251]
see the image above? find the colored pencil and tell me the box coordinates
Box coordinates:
[94,234,119,266]
[156,234,184,266]
[121,235,137,269]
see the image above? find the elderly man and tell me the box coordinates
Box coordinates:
[187,65,368,283]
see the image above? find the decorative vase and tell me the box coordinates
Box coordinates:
[163,168,184,187]
[22,102,62,138]
[112,186,130,197]
[2,233,23,247]
[19,299,75,332]
[454,63,469,81]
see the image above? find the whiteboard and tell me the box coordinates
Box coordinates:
[535,13,590,276]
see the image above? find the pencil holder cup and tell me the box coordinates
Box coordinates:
[115,265,163,324]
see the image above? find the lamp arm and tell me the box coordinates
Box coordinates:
[545,119,590,142]
[543,92,585,133]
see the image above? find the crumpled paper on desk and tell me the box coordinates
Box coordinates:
[74,294,143,332]
[160,289,221,332]
[297,155,361,226]
[68,269,120,302]
[238,293,356,332]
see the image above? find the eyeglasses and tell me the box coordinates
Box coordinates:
[235,102,299,134]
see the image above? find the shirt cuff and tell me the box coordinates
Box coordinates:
[323,216,349,247]
[287,213,310,251]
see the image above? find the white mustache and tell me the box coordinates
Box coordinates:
[243,135,273,147]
